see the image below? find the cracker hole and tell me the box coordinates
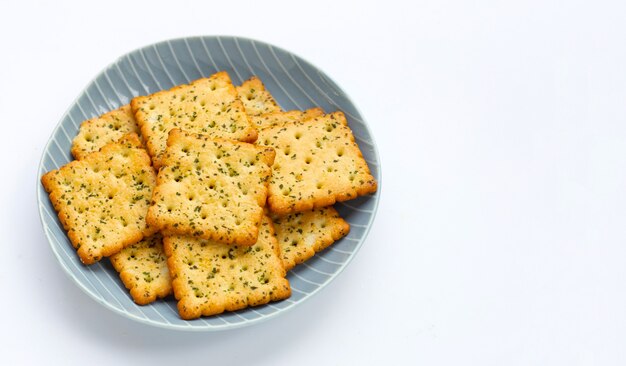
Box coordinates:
[222,201,228,208]
[282,189,289,196]
[221,105,227,112]
[337,149,344,157]
[188,195,194,201]
[291,239,298,246]
[305,157,312,164]
[210,84,217,91]
[316,182,323,189]
[284,148,291,156]
[327,167,333,173]
[169,109,176,116]
[180,95,186,102]
[149,104,156,110]
[316,141,322,148]
[295,132,302,140]
[264,139,270,145]
[167,207,173,212]
[326,126,333,132]
[201,214,207,220]
[235,220,242,226]
[85,135,93,142]
[200,100,206,107]
[321,222,327,229]
[174,176,182,182]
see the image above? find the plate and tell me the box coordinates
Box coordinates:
[37,36,381,331]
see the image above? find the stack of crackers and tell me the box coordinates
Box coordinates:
[42,71,377,320]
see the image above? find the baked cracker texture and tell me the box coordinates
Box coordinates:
[271,206,350,271]
[41,133,157,264]
[164,215,291,320]
[257,111,377,214]
[147,129,275,245]
[236,76,282,117]
[109,233,171,305]
[71,104,140,160]
[131,71,257,168]
[250,108,324,130]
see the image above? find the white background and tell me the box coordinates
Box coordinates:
[1,0,625,364]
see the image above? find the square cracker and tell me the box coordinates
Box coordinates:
[109,233,171,305]
[271,206,350,271]
[257,111,378,214]
[147,129,275,245]
[41,133,157,264]
[236,76,282,117]
[164,215,291,320]
[131,71,257,168]
[71,104,141,160]
[250,108,324,130]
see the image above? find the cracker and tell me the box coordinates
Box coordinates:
[236,76,282,117]
[131,71,257,168]
[147,129,275,245]
[257,111,378,214]
[250,108,324,130]
[41,133,157,264]
[109,233,171,305]
[71,104,140,160]
[271,206,350,271]
[164,215,291,320]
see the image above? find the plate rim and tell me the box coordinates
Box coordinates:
[36,35,382,331]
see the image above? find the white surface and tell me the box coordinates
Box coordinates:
[1,0,626,364]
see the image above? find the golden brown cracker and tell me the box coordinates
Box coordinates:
[109,233,171,305]
[251,108,324,130]
[41,133,157,264]
[131,71,257,168]
[271,206,350,271]
[164,215,291,320]
[147,129,275,245]
[257,111,377,214]
[71,105,140,160]
[236,76,282,117]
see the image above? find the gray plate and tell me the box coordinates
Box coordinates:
[37,36,381,331]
